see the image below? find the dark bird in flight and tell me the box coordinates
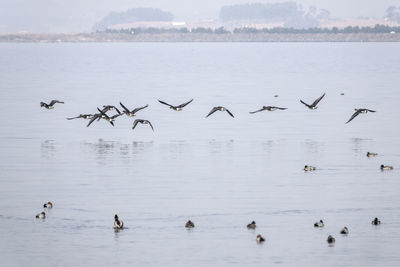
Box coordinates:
[132,119,154,131]
[102,105,121,115]
[158,99,193,111]
[300,93,325,109]
[120,102,149,117]
[40,100,64,109]
[250,106,287,114]
[206,106,234,118]
[66,114,94,120]
[87,108,120,127]
[345,108,376,124]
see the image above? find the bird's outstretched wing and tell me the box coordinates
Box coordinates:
[366,109,376,112]
[113,106,121,115]
[66,116,80,120]
[346,110,361,124]
[49,100,64,106]
[311,93,325,107]
[225,109,235,118]
[249,108,265,114]
[132,104,149,114]
[111,114,121,119]
[276,107,288,110]
[147,121,154,131]
[300,100,311,108]
[119,102,130,113]
[98,107,108,117]
[178,99,194,108]
[206,107,218,117]
[158,100,173,107]
[132,120,140,130]
[87,114,99,127]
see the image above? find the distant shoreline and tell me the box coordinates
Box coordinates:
[1,33,400,42]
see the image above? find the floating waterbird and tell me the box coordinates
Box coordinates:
[36,212,46,219]
[185,220,195,228]
[114,213,124,229]
[340,227,349,235]
[247,221,256,229]
[380,165,393,170]
[327,235,335,244]
[314,220,324,227]
[371,217,381,225]
[304,165,316,171]
[366,152,378,157]
[43,202,53,208]
[256,234,265,243]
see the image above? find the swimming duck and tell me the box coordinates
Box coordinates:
[304,165,316,171]
[120,102,149,117]
[249,106,287,114]
[314,220,324,227]
[340,227,349,235]
[40,100,64,109]
[247,221,256,229]
[366,152,378,157]
[114,213,124,229]
[36,212,46,219]
[158,99,193,111]
[380,164,393,170]
[66,114,94,120]
[185,220,195,228]
[300,93,325,109]
[256,234,265,243]
[345,108,376,124]
[371,217,381,225]
[43,202,53,208]
[206,106,234,118]
[132,119,154,131]
[327,235,335,244]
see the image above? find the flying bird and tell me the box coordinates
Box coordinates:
[345,108,376,124]
[102,105,121,115]
[66,114,94,120]
[206,106,234,118]
[40,100,64,109]
[132,119,154,131]
[87,108,119,127]
[158,99,193,111]
[120,102,149,117]
[249,106,287,114]
[300,93,325,109]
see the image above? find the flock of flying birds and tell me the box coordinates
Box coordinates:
[40,93,377,131]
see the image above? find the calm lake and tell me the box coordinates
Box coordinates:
[0,42,399,266]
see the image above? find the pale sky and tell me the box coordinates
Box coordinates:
[0,0,398,32]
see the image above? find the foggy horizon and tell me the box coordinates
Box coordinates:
[0,0,399,33]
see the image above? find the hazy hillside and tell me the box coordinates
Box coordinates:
[93,8,173,31]
[219,2,330,29]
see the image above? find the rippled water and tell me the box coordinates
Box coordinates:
[0,43,400,266]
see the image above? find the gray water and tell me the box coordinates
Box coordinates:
[0,43,399,266]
